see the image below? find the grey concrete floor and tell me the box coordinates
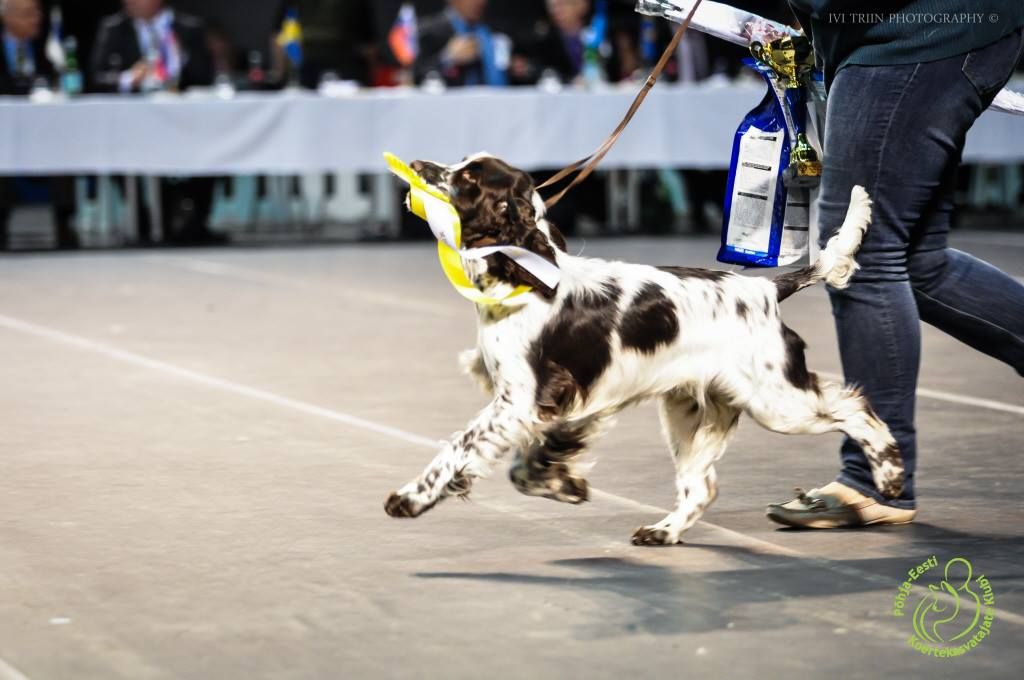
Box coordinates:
[0,233,1022,680]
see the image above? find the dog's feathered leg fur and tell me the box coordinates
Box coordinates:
[459,348,493,395]
[632,395,741,545]
[509,416,607,504]
[385,394,533,517]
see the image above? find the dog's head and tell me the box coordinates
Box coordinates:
[410,153,567,299]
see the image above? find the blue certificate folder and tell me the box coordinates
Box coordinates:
[718,59,814,268]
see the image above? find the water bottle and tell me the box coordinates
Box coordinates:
[214,73,235,99]
[538,68,563,93]
[247,50,266,88]
[581,45,605,89]
[60,37,83,97]
[581,0,609,88]
[29,76,54,103]
[421,70,446,94]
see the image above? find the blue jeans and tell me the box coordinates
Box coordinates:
[817,28,1024,509]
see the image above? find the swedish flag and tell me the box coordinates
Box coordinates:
[276,8,303,68]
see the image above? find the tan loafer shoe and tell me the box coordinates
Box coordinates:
[766,481,917,529]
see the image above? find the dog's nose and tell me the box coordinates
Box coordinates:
[410,160,427,174]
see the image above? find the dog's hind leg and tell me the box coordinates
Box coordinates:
[743,372,904,498]
[509,417,606,505]
[385,394,534,518]
[632,393,740,546]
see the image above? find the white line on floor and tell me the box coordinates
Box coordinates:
[165,255,1024,418]
[0,313,437,451]
[1,311,1022,629]
[588,489,803,558]
[0,657,30,680]
[819,372,1024,417]
[150,256,462,319]
[952,232,1024,249]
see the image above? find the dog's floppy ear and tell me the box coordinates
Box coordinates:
[484,190,559,299]
[506,194,536,230]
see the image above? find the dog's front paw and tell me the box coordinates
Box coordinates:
[384,491,435,518]
[631,525,683,546]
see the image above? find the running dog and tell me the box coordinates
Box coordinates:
[384,153,903,545]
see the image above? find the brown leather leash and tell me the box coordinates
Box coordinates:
[537,0,704,209]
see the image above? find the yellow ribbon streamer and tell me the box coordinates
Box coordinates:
[384,152,532,305]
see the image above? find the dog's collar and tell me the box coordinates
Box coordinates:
[385,153,560,306]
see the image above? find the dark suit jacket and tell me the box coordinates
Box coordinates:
[90,11,214,93]
[512,18,630,85]
[295,0,374,86]
[0,21,55,96]
[512,20,583,85]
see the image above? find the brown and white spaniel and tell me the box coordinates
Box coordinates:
[384,153,903,546]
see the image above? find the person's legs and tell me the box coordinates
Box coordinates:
[817,29,1024,511]
[0,177,12,250]
[909,247,1024,375]
[905,32,1024,376]
[49,176,79,250]
[817,63,929,510]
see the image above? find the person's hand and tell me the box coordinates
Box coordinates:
[445,36,480,65]
[510,55,531,80]
[127,61,149,89]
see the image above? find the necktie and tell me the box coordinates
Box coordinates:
[14,41,29,77]
[565,34,583,75]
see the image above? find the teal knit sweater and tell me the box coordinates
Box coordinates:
[787,1,1024,85]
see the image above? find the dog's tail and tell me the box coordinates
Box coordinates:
[774,185,872,302]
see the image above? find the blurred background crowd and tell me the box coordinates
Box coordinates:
[1,0,1022,250]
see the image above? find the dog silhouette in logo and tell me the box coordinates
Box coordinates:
[912,557,982,643]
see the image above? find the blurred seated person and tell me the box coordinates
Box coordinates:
[414,0,509,87]
[292,0,374,88]
[91,0,213,93]
[90,0,223,245]
[0,0,77,250]
[0,0,49,92]
[514,0,589,85]
[512,0,635,85]
[509,0,623,235]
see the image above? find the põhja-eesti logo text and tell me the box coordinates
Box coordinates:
[892,555,995,658]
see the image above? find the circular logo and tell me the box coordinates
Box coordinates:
[892,556,996,658]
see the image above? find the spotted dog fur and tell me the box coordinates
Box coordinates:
[384,154,903,546]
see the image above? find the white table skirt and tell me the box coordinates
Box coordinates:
[1,85,1023,176]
